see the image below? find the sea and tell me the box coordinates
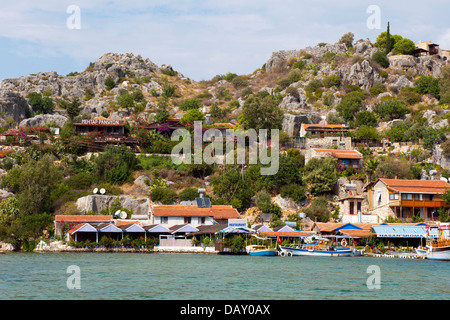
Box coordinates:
[1,252,449,301]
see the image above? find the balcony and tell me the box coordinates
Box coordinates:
[389,199,447,208]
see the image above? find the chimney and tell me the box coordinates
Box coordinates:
[198,188,206,198]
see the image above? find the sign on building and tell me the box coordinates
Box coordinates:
[228,219,247,228]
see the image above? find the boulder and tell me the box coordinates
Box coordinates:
[19,114,68,127]
[76,195,150,216]
[339,60,383,90]
[0,89,31,125]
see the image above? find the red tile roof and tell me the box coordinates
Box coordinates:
[260,231,314,237]
[312,149,362,160]
[55,215,113,223]
[380,179,450,194]
[151,205,240,220]
[304,124,348,131]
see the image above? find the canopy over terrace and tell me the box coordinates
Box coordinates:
[372,224,438,238]
[68,223,173,242]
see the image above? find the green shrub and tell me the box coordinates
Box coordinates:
[371,51,389,68]
[322,74,341,88]
[414,75,440,99]
[178,188,200,201]
[105,77,116,90]
[150,186,178,204]
[369,83,386,96]
[280,184,307,202]
[375,99,409,121]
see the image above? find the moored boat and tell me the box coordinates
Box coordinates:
[246,245,278,256]
[280,239,353,257]
[426,223,450,261]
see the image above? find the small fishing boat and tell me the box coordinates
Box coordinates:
[280,239,352,257]
[426,223,450,261]
[246,245,278,256]
[415,247,427,256]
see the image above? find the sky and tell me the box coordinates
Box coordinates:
[0,0,449,81]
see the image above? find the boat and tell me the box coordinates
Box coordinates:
[246,245,278,256]
[280,238,353,257]
[426,223,450,261]
[415,248,427,256]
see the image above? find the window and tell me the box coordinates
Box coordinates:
[414,194,420,200]
[199,217,206,224]
[389,193,399,200]
[161,216,168,224]
[184,217,191,224]
[407,194,413,200]
[423,194,430,200]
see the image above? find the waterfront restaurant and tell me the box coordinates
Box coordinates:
[73,117,125,137]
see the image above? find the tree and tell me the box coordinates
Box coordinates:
[66,97,82,120]
[210,168,255,210]
[414,75,440,99]
[336,91,364,123]
[385,22,392,54]
[0,155,62,248]
[355,111,378,127]
[116,92,135,111]
[304,197,330,222]
[180,109,205,127]
[338,32,354,48]
[27,92,54,114]
[375,157,413,179]
[375,99,409,121]
[241,94,284,132]
[392,38,416,55]
[93,145,138,184]
[439,66,450,104]
[303,157,337,196]
[180,98,202,111]
[155,100,171,124]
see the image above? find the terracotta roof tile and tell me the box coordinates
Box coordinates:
[55,215,113,223]
[380,178,450,194]
[151,205,240,220]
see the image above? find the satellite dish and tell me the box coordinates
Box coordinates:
[93,188,98,194]
[440,177,448,183]
[114,210,121,218]
[119,211,127,219]
[100,188,106,195]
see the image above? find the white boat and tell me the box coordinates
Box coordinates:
[280,239,353,257]
[426,223,450,261]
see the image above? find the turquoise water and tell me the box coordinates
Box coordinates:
[0,252,449,300]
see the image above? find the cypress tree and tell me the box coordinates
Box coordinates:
[385,22,393,54]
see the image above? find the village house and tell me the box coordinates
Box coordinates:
[415,40,450,63]
[73,116,137,149]
[54,215,113,240]
[305,148,363,170]
[366,178,450,222]
[149,203,241,227]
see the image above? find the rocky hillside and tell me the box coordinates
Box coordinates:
[0,39,447,136]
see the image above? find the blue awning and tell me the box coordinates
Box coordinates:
[373,225,438,238]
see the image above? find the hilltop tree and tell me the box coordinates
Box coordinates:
[338,32,354,48]
[241,94,284,132]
